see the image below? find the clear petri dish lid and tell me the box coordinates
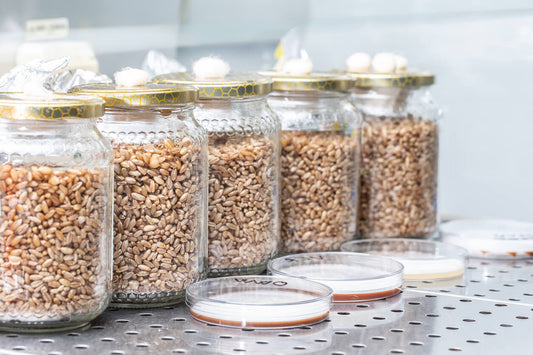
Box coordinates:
[268,252,403,302]
[185,276,332,329]
[341,238,467,281]
[440,219,533,259]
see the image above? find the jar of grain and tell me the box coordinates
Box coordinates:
[349,71,440,239]
[0,93,112,332]
[261,72,360,253]
[70,83,208,307]
[152,67,280,277]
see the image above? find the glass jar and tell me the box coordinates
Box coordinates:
[0,94,113,332]
[262,72,360,253]
[349,72,440,239]
[152,73,280,277]
[71,84,207,307]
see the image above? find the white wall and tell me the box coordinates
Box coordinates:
[303,1,533,222]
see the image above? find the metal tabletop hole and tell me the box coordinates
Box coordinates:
[466,339,480,343]
[115,319,130,323]
[373,316,386,320]
[335,331,348,335]
[293,346,306,350]
[184,330,197,334]
[409,342,424,346]
[315,339,328,343]
[390,329,404,333]
[100,338,115,342]
[220,335,233,339]
[426,314,439,318]
[67,333,80,336]
[408,302,420,305]
[91,326,105,330]
[516,315,529,319]
[40,339,54,343]
[337,312,351,315]
[479,311,492,315]
[278,333,291,337]
[354,324,367,327]
[500,323,513,327]
[171,350,186,354]
[172,318,186,322]
[12,346,26,351]
[371,336,385,341]
[444,306,456,310]
[484,332,497,335]
[446,326,459,330]
[390,350,405,354]
[428,334,442,338]
[352,344,366,348]
[233,349,246,352]
[356,304,369,308]
[139,313,153,316]
[494,303,508,307]
[125,331,139,335]
[110,351,125,355]
[74,345,89,350]
[195,342,209,347]
[391,309,403,313]
[150,324,163,328]
[462,319,476,322]
[256,341,269,344]
[409,321,422,325]
[448,347,462,352]
[406,285,417,288]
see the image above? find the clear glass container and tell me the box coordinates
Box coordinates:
[0,94,113,332]
[349,72,440,239]
[71,84,207,307]
[152,73,280,277]
[262,72,360,253]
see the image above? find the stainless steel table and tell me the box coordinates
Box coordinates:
[1,258,532,355]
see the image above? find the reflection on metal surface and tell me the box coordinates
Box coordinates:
[0,259,531,354]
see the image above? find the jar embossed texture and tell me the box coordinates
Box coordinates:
[152,73,280,277]
[0,94,113,332]
[71,84,207,307]
[263,72,360,253]
[349,72,440,239]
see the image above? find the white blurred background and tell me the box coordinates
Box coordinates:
[1,0,532,221]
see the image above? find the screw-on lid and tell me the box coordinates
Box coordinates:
[259,71,353,92]
[70,83,198,107]
[0,93,104,120]
[346,71,435,88]
[151,72,272,98]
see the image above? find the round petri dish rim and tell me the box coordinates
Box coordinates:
[186,275,334,308]
[341,238,469,260]
[268,251,404,282]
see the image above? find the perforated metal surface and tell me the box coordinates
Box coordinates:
[1,259,531,355]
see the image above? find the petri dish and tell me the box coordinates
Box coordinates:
[341,239,468,280]
[185,276,333,329]
[268,252,403,302]
[440,219,533,259]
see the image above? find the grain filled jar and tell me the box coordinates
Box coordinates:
[349,71,440,239]
[153,62,280,277]
[71,83,207,307]
[0,93,112,332]
[261,72,360,253]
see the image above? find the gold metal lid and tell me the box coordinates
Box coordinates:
[0,93,104,120]
[346,71,435,88]
[151,73,272,98]
[70,83,198,107]
[259,71,353,92]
